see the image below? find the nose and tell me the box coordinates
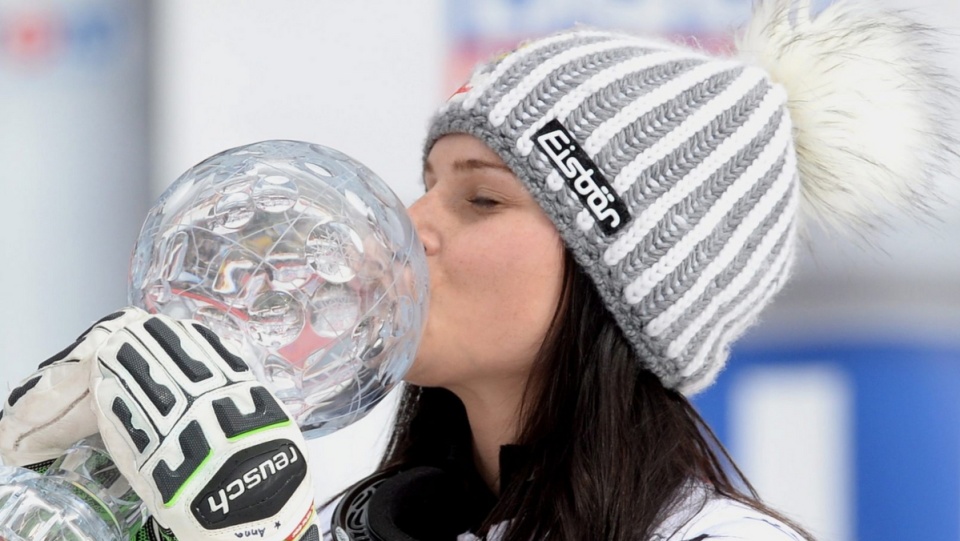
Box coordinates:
[408,194,440,256]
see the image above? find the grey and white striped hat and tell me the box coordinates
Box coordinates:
[425,29,797,394]
[424,3,955,393]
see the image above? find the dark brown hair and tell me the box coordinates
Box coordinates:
[376,250,815,540]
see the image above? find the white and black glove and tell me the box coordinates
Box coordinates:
[0,309,144,467]
[90,310,319,541]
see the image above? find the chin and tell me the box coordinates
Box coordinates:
[401,354,431,387]
[402,353,457,389]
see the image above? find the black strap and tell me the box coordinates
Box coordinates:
[332,467,476,541]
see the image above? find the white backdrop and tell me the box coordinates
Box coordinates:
[0,0,149,415]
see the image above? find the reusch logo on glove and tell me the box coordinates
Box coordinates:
[192,439,307,529]
[534,119,631,235]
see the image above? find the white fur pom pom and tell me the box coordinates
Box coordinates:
[736,0,957,233]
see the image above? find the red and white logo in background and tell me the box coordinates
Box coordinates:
[0,6,121,69]
[3,12,57,61]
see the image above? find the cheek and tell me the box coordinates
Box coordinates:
[446,220,564,359]
[405,211,565,388]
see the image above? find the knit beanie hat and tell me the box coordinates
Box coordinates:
[424,0,955,394]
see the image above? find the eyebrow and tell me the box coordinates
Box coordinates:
[423,158,513,175]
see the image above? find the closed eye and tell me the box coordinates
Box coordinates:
[467,196,500,208]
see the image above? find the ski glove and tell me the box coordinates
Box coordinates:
[90,310,319,541]
[0,309,144,466]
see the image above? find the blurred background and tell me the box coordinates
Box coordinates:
[1,0,958,539]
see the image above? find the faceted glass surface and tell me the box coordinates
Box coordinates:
[0,436,143,541]
[129,140,428,438]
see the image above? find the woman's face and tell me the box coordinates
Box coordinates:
[404,134,565,391]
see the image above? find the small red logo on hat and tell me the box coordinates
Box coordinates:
[450,82,472,99]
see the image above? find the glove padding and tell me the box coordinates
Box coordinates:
[0,308,145,466]
[91,311,319,541]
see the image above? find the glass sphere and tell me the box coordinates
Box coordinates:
[129,140,428,438]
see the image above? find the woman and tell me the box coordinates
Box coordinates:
[330,136,812,540]
[329,0,955,539]
[0,1,952,540]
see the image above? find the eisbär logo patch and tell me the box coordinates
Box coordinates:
[534,119,630,234]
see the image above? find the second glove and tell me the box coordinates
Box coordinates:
[0,308,145,467]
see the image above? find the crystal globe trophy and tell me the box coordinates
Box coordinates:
[128,140,428,438]
[0,140,426,540]
[0,436,145,541]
